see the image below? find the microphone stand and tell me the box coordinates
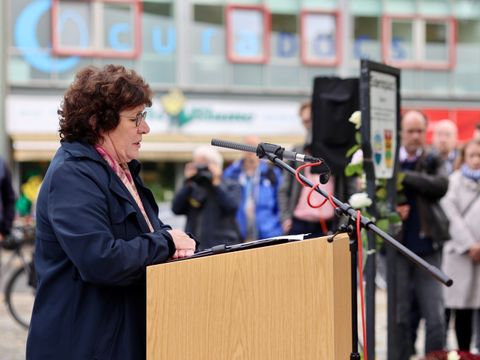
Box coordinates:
[256,145,452,360]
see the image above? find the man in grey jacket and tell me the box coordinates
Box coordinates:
[395,110,449,360]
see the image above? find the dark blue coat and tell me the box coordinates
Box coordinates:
[26,141,176,360]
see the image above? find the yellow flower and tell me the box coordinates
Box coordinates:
[21,175,42,202]
[161,89,185,116]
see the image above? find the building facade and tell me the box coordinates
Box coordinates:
[2,0,480,199]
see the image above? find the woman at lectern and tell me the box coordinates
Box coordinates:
[26,65,196,360]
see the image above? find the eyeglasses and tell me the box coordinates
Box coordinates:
[133,111,147,127]
[120,110,147,127]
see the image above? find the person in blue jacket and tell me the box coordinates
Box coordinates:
[223,135,283,241]
[26,65,196,360]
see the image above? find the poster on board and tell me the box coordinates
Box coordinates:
[369,70,398,179]
[360,60,400,180]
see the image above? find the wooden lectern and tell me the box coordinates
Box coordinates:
[147,234,352,359]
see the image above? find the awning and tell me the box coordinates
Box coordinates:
[10,133,303,162]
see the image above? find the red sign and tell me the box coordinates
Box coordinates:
[406,108,480,143]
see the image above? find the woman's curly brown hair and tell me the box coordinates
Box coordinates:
[58,64,153,144]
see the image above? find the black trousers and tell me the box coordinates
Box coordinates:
[446,308,474,351]
[288,217,334,237]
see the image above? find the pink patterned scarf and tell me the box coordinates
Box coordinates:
[95,145,154,232]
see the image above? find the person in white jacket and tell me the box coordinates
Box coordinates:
[441,138,480,351]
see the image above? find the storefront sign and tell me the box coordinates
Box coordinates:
[14,0,340,72]
[6,95,304,136]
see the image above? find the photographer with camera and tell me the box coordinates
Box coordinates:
[172,145,242,251]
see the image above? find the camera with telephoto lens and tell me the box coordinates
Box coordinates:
[191,164,213,185]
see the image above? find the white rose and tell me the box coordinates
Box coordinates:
[348,192,372,209]
[350,149,363,165]
[349,111,361,129]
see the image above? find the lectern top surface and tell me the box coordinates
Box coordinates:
[171,233,307,262]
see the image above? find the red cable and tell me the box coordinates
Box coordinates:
[295,162,333,209]
[319,218,328,234]
[294,162,314,187]
[295,162,337,232]
[307,183,328,208]
[356,210,368,360]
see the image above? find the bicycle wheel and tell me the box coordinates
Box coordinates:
[4,265,36,329]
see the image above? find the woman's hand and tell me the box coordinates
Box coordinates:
[208,162,222,186]
[468,243,480,263]
[167,229,196,259]
[184,162,196,180]
[282,219,292,234]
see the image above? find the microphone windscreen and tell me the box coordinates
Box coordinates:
[211,139,257,154]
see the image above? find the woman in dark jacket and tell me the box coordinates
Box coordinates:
[26,65,196,360]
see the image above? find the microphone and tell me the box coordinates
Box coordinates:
[211,138,331,184]
[211,138,319,163]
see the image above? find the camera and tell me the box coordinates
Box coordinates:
[191,164,213,185]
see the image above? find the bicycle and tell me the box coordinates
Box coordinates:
[1,221,36,329]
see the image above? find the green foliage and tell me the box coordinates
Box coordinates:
[376,187,387,201]
[16,195,32,217]
[388,211,401,224]
[397,172,406,192]
[345,162,363,177]
[346,144,361,158]
[147,183,174,203]
[355,132,362,145]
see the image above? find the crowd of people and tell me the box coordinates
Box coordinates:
[171,106,480,358]
[1,64,480,358]
[393,111,480,359]
[165,103,480,358]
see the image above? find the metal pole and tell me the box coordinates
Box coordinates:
[349,227,361,360]
[364,157,378,360]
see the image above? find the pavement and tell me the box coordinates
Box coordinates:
[0,297,28,360]
[0,251,29,360]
